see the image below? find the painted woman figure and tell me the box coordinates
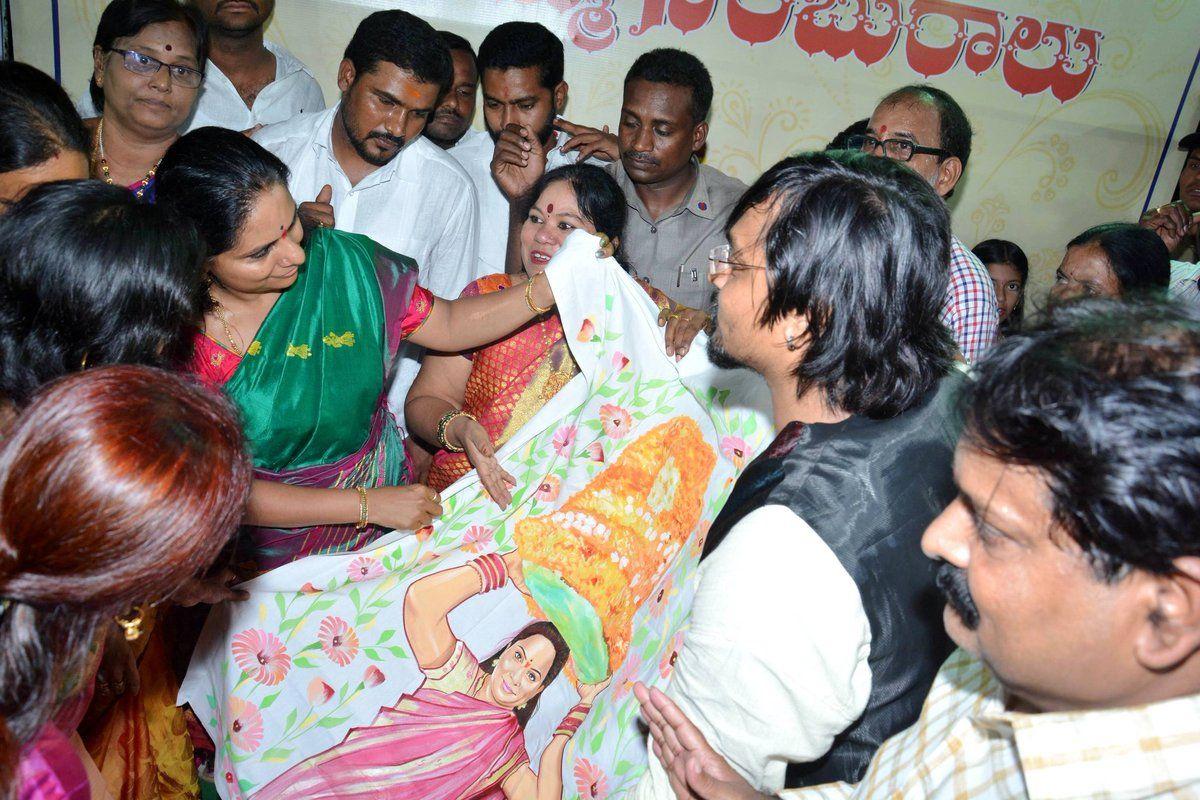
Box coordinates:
[255,550,609,799]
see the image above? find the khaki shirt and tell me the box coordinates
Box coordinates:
[607,159,747,310]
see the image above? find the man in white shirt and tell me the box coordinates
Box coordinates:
[1140,131,1199,305]
[632,150,961,798]
[639,299,1200,800]
[423,30,479,152]
[253,10,480,433]
[75,0,324,131]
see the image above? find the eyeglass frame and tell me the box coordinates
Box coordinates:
[847,133,952,163]
[105,47,204,89]
[707,244,768,284]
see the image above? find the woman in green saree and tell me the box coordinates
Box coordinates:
[156,127,558,573]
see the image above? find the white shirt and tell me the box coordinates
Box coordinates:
[635,504,873,799]
[253,104,482,431]
[1170,260,1200,306]
[74,41,324,131]
[447,128,588,275]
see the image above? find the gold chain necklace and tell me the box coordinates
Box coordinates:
[212,302,245,357]
[95,119,160,200]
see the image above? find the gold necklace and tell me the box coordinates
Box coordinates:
[212,302,244,357]
[95,119,160,200]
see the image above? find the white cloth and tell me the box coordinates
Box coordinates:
[73,41,324,130]
[253,104,481,432]
[635,504,874,799]
[1169,259,1200,306]
[447,128,588,275]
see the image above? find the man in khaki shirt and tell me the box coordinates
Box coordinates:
[558,49,745,311]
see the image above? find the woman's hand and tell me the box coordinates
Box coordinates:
[521,270,556,314]
[172,567,248,606]
[578,674,612,705]
[659,304,712,361]
[369,485,443,531]
[500,549,528,596]
[450,416,517,509]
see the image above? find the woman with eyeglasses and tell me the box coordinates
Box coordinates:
[84,0,206,202]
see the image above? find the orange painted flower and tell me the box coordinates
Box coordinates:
[228,697,264,752]
[599,404,633,439]
[307,677,335,706]
[300,582,321,595]
[231,629,291,686]
[317,616,360,666]
[536,475,562,503]
[577,318,596,342]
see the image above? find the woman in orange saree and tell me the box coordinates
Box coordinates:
[407,164,709,504]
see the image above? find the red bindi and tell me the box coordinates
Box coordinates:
[164,44,173,51]
[546,203,554,214]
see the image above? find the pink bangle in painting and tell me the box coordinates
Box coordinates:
[468,552,508,593]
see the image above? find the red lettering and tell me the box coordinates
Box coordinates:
[1002,16,1101,102]
[905,0,1004,77]
[667,0,719,35]
[629,0,668,36]
[793,0,902,67]
[727,0,796,46]
[568,0,620,52]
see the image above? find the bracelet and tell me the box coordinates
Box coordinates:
[437,409,476,453]
[554,702,591,738]
[525,271,552,315]
[355,486,369,531]
[467,553,508,593]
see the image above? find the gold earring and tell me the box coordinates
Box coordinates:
[517,702,528,710]
[114,606,145,641]
[79,351,89,369]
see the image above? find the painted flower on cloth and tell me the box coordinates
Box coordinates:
[364,665,386,688]
[231,629,291,686]
[536,475,562,503]
[317,616,360,666]
[228,696,264,752]
[462,525,494,554]
[612,351,630,372]
[577,318,596,342]
[599,404,632,439]
[613,652,644,699]
[552,425,578,457]
[586,441,605,463]
[299,582,321,595]
[720,435,752,469]
[573,758,609,799]
[347,556,384,582]
[307,677,335,706]
[659,631,685,679]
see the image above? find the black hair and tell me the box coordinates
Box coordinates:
[437,30,477,73]
[1066,222,1171,296]
[521,163,629,265]
[877,84,972,170]
[0,180,205,408]
[825,118,869,151]
[477,21,564,90]
[624,48,713,124]
[157,126,290,264]
[725,150,956,418]
[973,238,1029,331]
[343,10,452,93]
[89,0,208,112]
[480,620,570,728]
[0,62,89,173]
[963,298,1200,580]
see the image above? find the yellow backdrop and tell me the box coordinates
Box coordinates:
[14,0,1200,295]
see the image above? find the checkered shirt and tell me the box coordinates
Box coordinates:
[784,648,1200,800]
[941,237,998,363]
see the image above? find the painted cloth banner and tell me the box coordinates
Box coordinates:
[180,231,774,799]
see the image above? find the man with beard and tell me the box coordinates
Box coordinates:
[423,31,480,151]
[254,10,480,432]
[631,150,960,799]
[638,299,1200,800]
[1140,131,1200,305]
[556,49,746,311]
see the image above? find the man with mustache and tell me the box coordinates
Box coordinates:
[632,150,960,799]
[557,49,746,312]
[423,31,479,151]
[254,10,481,433]
[638,299,1200,799]
[1140,131,1200,306]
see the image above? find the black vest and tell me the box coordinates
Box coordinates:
[702,375,961,787]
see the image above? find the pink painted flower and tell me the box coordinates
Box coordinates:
[231,629,291,686]
[586,441,605,463]
[573,758,609,799]
[599,404,633,439]
[552,424,577,456]
[614,653,644,699]
[720,436,752,469]
[307,677,335,706]
[228,696,264,752]
[659,632,685,679]
[612,351,630,372]
[299,582,321,595]
[536,475,562,503]
[347,556,384,582]
[577,318,596,342]
[363,665,385,688]
[317,616,360,666]
[462,525,494,554]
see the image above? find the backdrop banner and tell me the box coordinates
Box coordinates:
[179,231,775,799]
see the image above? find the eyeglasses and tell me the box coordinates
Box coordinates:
[847,133,950,163]
[708,244,767,283]
[107,48,203,89]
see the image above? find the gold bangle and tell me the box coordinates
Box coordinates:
[437,409,477,453]
[356,486,369,531]
[525,272,552,315]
